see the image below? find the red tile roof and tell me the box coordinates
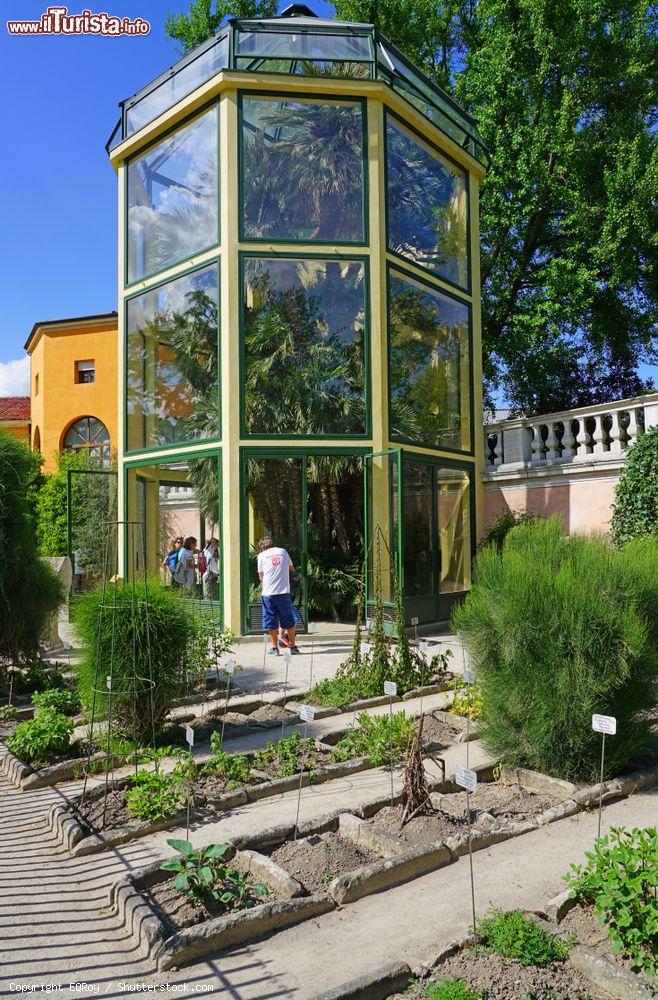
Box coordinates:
[0,397,30,421]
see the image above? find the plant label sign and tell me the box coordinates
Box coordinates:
[592,714,616,735]
[455,765,477,793]
[411,616,419,626]
[463,668,475,686]
[384,680,397,697]
[106,675,112,691]
[185,725,194,748]
[361,641,372,655]
[283,650,292,665]
[300,705,315,723]
[224,659,236,676]
[308,622,318,635]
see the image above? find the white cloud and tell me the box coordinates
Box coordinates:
[0,356,30,396]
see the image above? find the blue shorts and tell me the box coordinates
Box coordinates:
[262,593,296,631]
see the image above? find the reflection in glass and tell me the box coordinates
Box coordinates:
[243,257,367,436]
[436,467,471,592]
[127,108,218,283]
[235,30,372,61]
[403,462,434,597]
[241,96,365,242]
[389,271,470,451]
[126,264,219,452]
[64,417,111,465]
[126,456,220,598]
[386,117,468,287]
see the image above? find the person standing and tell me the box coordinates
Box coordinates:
[163,536,183,587]
[202,537,220,599]
[257,536,299,655]
[175,536,198,594]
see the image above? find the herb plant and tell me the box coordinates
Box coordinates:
[252,731,318,780]
[0,705,19,722]
[7,708,74,765]
[33,688,81,716]
[564,826,658,976]
[205,737,252,788]
[477,909,570,967]
[125,768,184,822]
[161,839,267,911]
[332,710,415,767]
[413,980,484,1000]
[450,677,483,721]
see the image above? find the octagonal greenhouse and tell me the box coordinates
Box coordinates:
[108,4,487,634]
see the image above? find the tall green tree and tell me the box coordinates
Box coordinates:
[165,0,277,53]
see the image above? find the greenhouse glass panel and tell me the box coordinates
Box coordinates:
[435,467,471,592]
[126,264,219,452]
[241,96,365,242]
[127,107,218,283]
[235,30,371,61]
[389,271,470,451]
[386,117,468,288]
[242,257,367,436]
[402,462,434,597]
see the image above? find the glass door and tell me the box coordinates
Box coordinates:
[363,449,402,619]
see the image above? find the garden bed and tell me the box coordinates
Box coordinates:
[266,831,379,896]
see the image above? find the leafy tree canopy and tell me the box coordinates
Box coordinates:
[167,0,658,414]
[610,425,658,545]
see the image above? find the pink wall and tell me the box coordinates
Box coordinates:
[484,476,619,537]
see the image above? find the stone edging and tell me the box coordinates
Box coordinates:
[0,745,33,785]
[111,848,333,972]
[543,891,656,999]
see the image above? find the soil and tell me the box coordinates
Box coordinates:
[369,783,559,847]
[194,771,237,799]
[267,831,378,895]
[144,873,274,939]
[248,704,297,725]
[417,715,462,750]
[252,743,333,780]
[404,950,603,999]
[560,902,655,980]
[0,719,19,739]
[72,789,137,832]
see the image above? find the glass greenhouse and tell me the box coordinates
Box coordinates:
[109,4,487,633]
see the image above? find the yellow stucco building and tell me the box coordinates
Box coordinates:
[25,312,118,472]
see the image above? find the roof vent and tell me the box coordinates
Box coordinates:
[279,4,318,17]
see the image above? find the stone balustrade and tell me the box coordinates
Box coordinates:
[485,393,658,473]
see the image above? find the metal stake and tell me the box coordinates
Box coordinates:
[466,790,477,940]
[219,669,233,749]
[466,685,471,769]
[597,733,606,839]
[260,633,268,706]
[388,694,394,807]
[293,721,308,840]
[281,654,290,740]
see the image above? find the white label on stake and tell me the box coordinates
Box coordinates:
[300,705,315,723]
[592,714,617,735]
[224,659,236,676]
[365,618,373,630]
[283,650,292,665]
[419,640,429,655]
[106,675,112,691]
[462,668,475,686]
[308,622,318,635]
[411,616,419,626]
[361,642,372,655]
[384,680,397,697]
[455,765,477,793]
[185,725,194,747]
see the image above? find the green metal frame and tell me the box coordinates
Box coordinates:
[124,101,221,290]
[386,259,475,457]
[383,107,472,298]
[363,447,403,612]
[66,467,118,560]
[123,447,224,626]
[240,445,371,634]
[123,256,222,458]
[238,249,372,440]
[237,89,370,248]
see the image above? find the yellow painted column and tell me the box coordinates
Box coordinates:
[117,162,126,581]
[219,90,242,633]
[469,176,486,543]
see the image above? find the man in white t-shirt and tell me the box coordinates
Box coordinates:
[257,536,299,656]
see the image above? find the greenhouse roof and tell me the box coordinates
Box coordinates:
[107,4,487,164]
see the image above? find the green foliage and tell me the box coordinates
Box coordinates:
[332,710,415,767]
[186,618,236,691]
[205,738,252,788]
[611,427,658,545]
[161,838,268,910]
[7,709,74,765]
[414,980,484,1000]
[480,511,539,552]
[452,517,658,781]
[125,768,185,822]
[73,580,196,743]
[0,432,63,682]
[477,909,570,967]
[304,675,362,709]
[0,704,19,722]
[564,826,658,976]
[32,688,81,716]
[165,0,276,54]
[252,731,319,780]
[450,677,483,721]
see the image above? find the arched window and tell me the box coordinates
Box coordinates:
[33,426,41,452]
[63,417,110,465]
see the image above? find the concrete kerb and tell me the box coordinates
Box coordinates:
[312,962,413,1000]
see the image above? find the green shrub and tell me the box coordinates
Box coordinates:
[204,738,252,788]
[332,710,415,766]
[0,432,62,685]
[252,732,319,779]
[125,768,185,822]
[7,709,74,765]
[73,580,197,743]
[452,517,658,781]
[611,426,658,544]
[33,689,81,716]
[415,980,484,1000]
[480,510,539,552]
[477,909,570,967]
[564,826,658,976]
[304,676,362,708]
[449,677,483,720]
